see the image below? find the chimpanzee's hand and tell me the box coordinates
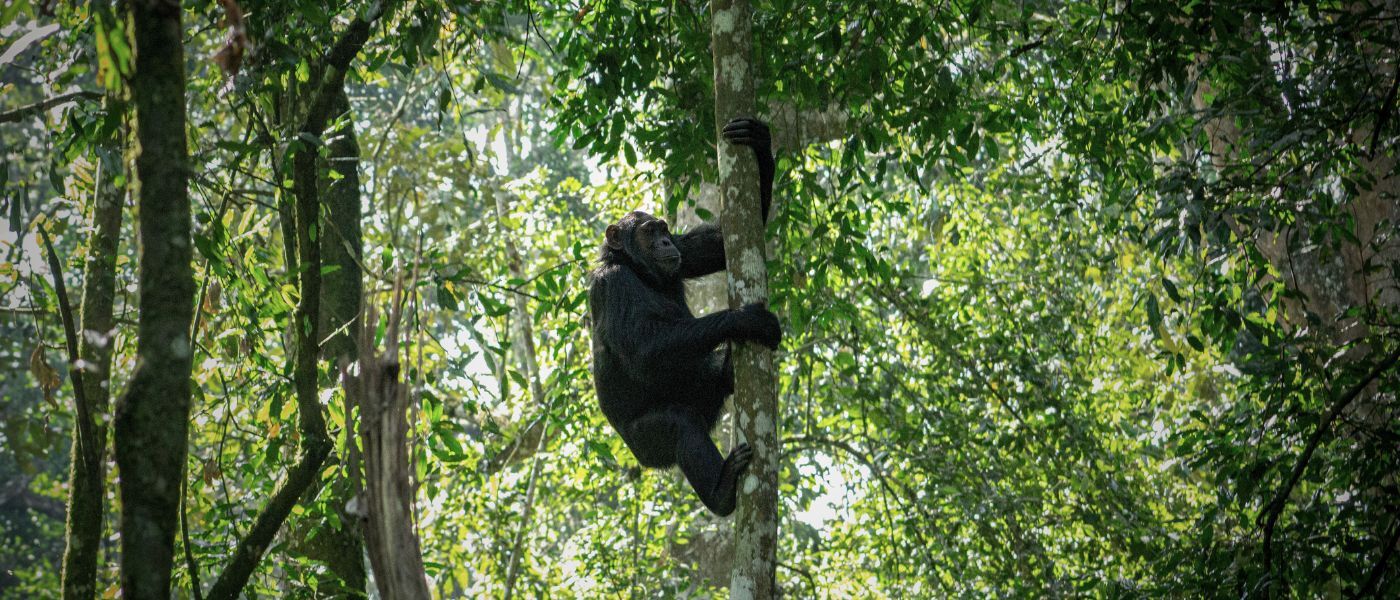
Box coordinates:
[733,302,782,350]
[722,118,772,156]
[722,118,776,223]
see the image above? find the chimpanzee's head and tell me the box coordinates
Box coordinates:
[602,211,681,279]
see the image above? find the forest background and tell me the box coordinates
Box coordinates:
[1,0,1398,597]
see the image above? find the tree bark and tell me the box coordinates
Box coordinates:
[112,1,195,597]
[320,85,365,364]
[711,1,780,598]
[313,84,369,597]
[61,137,125,600]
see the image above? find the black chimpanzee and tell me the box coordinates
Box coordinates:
[588,117,780,516]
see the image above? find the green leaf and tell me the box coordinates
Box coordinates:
[1162,277,1181,303]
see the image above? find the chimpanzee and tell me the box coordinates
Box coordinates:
[588,118,780,516]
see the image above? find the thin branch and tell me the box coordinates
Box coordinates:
[777,561,817,592]
[781,434,953,592]
[0,90,101,123]
[180,476,204,600]
[37,225,96,470]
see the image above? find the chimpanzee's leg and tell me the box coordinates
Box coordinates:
[674,411,752,516]
[624,409,753,516]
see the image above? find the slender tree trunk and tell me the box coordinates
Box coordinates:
[112,1,195,597]
[60,139,124,600]
[711,1,780,598]
[497,98,549,600]
[204,99,334,600]
[321,86,365,364]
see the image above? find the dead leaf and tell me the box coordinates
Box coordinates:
[212,0,249,77]
[29,346,61,407]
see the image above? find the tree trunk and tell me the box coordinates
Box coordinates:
[112,1,195,597]
[60,137,124,600]
[711,1,780,598]
[314,84,369,597]
[345,304,432,600]
[320,86,365,364]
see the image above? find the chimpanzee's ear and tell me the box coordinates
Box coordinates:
[605,224,624,249]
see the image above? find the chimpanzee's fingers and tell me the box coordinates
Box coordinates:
[726,117,766,131]
[722,119,760,135]
[722,128,755,143]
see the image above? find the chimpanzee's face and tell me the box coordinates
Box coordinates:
[606,211,680,276]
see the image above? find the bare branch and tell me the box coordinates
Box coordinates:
[0,90,102,123]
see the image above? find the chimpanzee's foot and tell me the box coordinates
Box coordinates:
[711,443,754,516]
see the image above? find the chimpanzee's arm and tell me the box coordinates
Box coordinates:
[594,266,736,371]
[676,224,725,279]
[755,142,774,222]
[676,118,775,279]
[722,117,774,223]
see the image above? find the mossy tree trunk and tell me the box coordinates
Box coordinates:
[59,126,125,600]
[310,84,369,597]
[711,0,780,597]
[111,1,195,598]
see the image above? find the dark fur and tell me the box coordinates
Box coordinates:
[587,118,778,516]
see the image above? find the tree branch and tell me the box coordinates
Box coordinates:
[1260,347,1400,575]
[1356,516,1400,599]
[303,0,389,136]
[0,90,101,123]
[37,225,96,471]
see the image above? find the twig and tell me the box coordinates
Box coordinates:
[0,90,102,123]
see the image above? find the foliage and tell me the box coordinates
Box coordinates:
[1,0,1396,597]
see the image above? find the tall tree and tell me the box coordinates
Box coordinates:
[308,84,370,596]
[58,15,128,600]
[710,0,779,597]
[111,0,195,597]
[205,4,387,596]
[59,127,124,600]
